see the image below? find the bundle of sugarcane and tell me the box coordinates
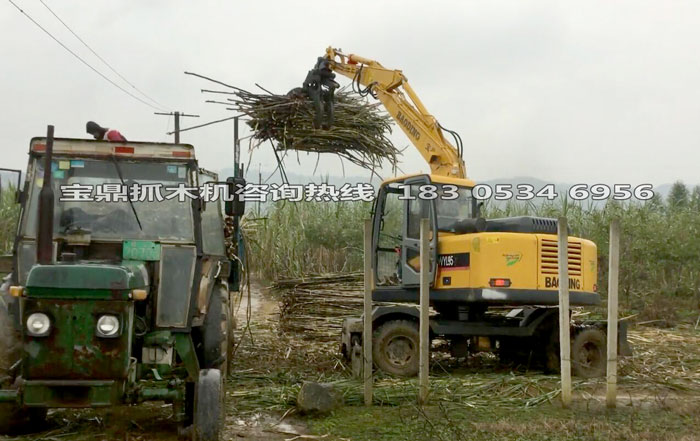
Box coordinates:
[272,273,365,341]
[273,272,363,289]
[229,88,399,170]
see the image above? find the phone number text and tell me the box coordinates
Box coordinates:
[398,184,655,201]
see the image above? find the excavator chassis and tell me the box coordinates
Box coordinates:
[341,304,632,378]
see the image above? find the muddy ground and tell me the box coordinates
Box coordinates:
[2,283,699,441]
[1,284,307,441]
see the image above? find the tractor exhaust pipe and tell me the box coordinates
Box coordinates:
[37,125,55,265]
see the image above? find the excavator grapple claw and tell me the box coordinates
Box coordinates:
[297,56,339,130]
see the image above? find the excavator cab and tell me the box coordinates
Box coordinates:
[372,174,480,290]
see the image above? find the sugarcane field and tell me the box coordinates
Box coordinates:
[1,2,700,441]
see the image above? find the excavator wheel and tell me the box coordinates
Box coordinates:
[372,320,420,377]
[571,328,607,378]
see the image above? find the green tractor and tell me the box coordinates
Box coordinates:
[0,126,245,440]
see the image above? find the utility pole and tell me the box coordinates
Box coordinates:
[154,111,200,143]
[233,116,240,174]
[557,217,572,408]
[418,218,430,405]
[258,164,262,215]
[606,219,621,408]
[362,219,373,406]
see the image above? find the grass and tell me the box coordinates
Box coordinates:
[244,200,371,281]
[225,308,700,441]
[307,399,700,441]
[228,289,700,413]
[3,287,699,441]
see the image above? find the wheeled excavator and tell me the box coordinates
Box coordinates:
[304,47,630,377]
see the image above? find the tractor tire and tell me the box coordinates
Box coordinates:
[193,369,222,441]
[373,320,420,377]
[0,289,20,380]
[0,285,47,435]
[571,328,607,378]
[202,286,230,375]
[0,405,47,435]
[224,291,234,378]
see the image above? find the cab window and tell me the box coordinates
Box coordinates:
[199,173,226,256]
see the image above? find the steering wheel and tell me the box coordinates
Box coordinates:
[93,208,135,233]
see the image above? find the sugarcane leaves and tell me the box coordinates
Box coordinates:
[228,86,399,170]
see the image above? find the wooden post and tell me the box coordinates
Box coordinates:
[606,218,621,408]
[557,217,572,407]
[363,219,373,406]
[418,218,430,404]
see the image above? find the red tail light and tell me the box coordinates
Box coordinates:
[114,146,135,154]
[489,278,512,288]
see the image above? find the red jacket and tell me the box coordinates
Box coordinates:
[104,129,126,142]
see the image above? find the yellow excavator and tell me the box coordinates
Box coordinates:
[306,47,630,377]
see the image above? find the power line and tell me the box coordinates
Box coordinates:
[7,0,165,111]
[37,0,167,110]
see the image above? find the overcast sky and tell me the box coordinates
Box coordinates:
[1,0,699,187]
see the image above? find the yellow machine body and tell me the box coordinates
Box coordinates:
[433,231,597,293]
[378,174,598,305]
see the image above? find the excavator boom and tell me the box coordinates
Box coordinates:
[324,47,466,178]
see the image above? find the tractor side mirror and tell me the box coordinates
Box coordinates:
[0,168,22,204]
[225,177,246,217]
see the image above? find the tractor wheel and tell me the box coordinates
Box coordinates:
[193,369,222,441]
[571,328,607,378]
[373,320,420,377]
[0,286,46,435]
[0,405,47,435]
[202,286,230,375]
[0,279,20,379]
[224,291,234,378]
